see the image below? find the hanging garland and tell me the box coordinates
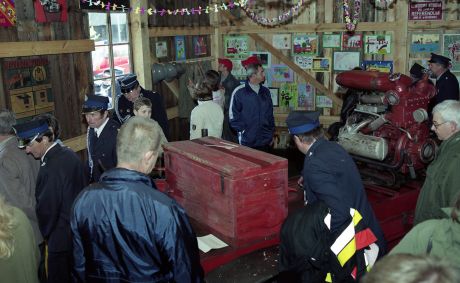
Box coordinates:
[343,0,361,32]
[241,0,306,27]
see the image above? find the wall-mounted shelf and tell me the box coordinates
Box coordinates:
[0,40,95,58]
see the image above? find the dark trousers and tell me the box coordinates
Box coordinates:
[47,251,72,283]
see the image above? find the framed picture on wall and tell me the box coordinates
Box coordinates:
[271,64,294,82]
[364,35,392,55]
[293,34,318,56]
[342,33,363,49]
[174,36,186,61]
[333,51,361,71]
[268,87,279,107]
[362,60,393,73]
[410,33,440,55]
[323,34,341,48]
[443,34,460,72]
[312,57,331,72]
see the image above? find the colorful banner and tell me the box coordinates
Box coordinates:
[0,0,16,27]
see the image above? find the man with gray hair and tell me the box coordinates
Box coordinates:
[414,100,460,224]
[0,109,41,242]
[71,117,204,283]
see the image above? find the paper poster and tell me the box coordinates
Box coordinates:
[231,59,246,78]
[250,51,271,68]
[155,41,168,58]
[363,60,393,73]
[294,56,313,69]
[224,36,249,58]
[342,33,363,49]
[271,64,294,82]
[0,0,16,27]
[365,35,392,55]
[333,52,361,71]
[268,87,279,107]
[312,58,331,72]
[316,95,333,108]
[410,33,440,55]
[34,0,68,23]
[193,36,207,56]
[280,83,298,108]
[409,1,442,21]
[272,34,291,50]
[175,36,186,61]
[293,34,318,55]
[323,34,341,48]
[443,34,460,72]
[297,83,315,110]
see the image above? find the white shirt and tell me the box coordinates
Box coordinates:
[94,118,109,138]
[190,100,224,139]
[212,90,225,109]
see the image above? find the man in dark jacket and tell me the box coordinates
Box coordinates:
[427,53,459,113]
[83,94,120,183]
[229,55,274,150]
[71,117,204,283]
[14,118,87,283]
[115,74,170,139]
[218,58,241,143]
[286,110,386,257]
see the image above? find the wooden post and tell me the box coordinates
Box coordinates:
[393,0,408,73]
[130,0,152,90]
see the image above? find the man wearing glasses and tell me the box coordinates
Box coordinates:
[414,100,460,225]
[14,118,87,283]
[115,74,170,139]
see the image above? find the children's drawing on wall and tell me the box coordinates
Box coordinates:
[294,56,313,69]
[323,34,341,48]
[272,34,291,50]
[0,0,16,27]
[297,83,315,110]
[362,60,393,73]
[293,34,318,56]
[312,58,331,72]
[443,34,460,71]
[250,52,271,69]
[280,83,298,109]
[193,36,207,56]
[175,36,186,61]
[333,52,361,71]
[342,33,362,49]
[365,35,391,55]
[224,36,249,58]
[411,33,440,55]
[271,65,293,82]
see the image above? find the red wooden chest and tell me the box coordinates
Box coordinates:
[163,137,288,248]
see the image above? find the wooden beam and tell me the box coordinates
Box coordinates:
[167,105,179,120]
[0,40,94,58]
[221,12,340,105]
[408,20,460,30]
[149,27,214,37]
[393,0,408,73]
[219,22,399,35]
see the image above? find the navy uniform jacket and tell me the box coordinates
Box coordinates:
[36,143,87,252]
[71,168,204,283]
[115,88,170,139]
[428,70,459,113]
[229,81,275,148]
[302,138,386,255]
[87,118,119,183]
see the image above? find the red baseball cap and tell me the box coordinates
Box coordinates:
[218,58,233,72]
[241,55,260,69]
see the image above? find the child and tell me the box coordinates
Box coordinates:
[133,97,168,152]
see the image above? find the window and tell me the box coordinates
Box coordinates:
[88,12,132,106]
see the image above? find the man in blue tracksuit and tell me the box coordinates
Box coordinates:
[229,55,274,151]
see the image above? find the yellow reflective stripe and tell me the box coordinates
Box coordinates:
[352,210,362,226]
[325,272,332,282]
[337,238,356,266]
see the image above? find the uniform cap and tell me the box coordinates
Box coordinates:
[118,74,139,93]
[13,119,49,148]
[428,53,451,66]
[286,111,321,135]
[409,63,426,80]
[82,94,109,114]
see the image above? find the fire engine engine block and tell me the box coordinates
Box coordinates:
[335,70,437,180]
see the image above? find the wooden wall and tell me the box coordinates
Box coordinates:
[0,0,92,141]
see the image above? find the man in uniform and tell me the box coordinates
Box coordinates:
[83,94,120,183]
[428,53,459,113]
[115,74,170,139]
[218,58,241,143]
[14,118,87,283]
[229,55,274,151]
[286,110,386,257]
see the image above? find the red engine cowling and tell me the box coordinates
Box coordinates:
[335,70,436,178]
